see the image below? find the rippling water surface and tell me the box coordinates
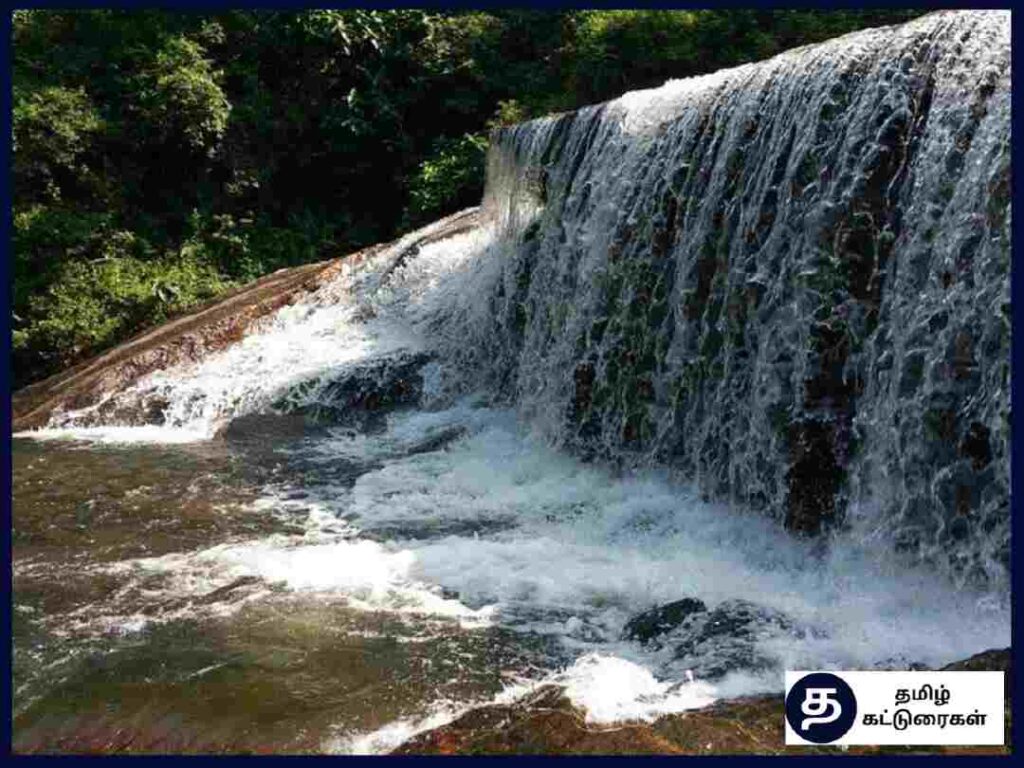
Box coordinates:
[12,401,1008,753]
[12,10,1011,753]
[12,429,560,753]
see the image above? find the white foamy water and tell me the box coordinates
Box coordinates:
[21,212,497,439]
[20,12,1011,746]
[112,532,496,627]
[24,205,1009,738]
[327,701,468,755]
[16,424,214,444]
[46,402,1007,739]
[317,405,1006,747]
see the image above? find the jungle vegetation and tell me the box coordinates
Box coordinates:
[11,9,923,385]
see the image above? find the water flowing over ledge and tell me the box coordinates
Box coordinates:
[474,10,1010,590]
[12,10,1011,749]
[17,11,1010,590]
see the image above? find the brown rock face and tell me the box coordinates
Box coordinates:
[11,208,480,432]
[393,648,1011,755]
[392,686,686,755]
[11,258,348,432]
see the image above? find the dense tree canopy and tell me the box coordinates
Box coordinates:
[11,9,923,386]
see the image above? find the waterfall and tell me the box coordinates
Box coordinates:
[451,10,1010,591]
[35,11,1010,595]
[16,17,1012,735]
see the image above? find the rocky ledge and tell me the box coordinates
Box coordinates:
[11,258,348,432]
[392,648,1011,755]
[12,208,479,432]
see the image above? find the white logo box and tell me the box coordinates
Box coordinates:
[785,671,1005,746]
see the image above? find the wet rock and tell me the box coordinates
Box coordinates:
[688,600,794,642]
[871,656,931,672]
[12,258,355,431]
[403,426,468,457]
[624,598,818,681]
[959,422,993,470]
[359,516,518,543]
[785,417,842,536]
[392,685,683,755]
[393,647,1010,755]
[214,412,317,443]
[663,599,808,680]
[622,598,707,643]
[193,576,263,606]
[56,387,173,428]
[280,352,433,428]
[941,647,1011,698]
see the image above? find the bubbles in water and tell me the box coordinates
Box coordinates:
[17,10,1010,744]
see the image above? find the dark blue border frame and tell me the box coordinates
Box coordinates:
[1,1,1018,763]
[0,2,1020,11]
[4,4,14,761]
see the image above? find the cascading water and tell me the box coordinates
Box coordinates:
[467,9,1011,590]
[14,10,1010,753]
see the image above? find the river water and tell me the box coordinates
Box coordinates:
[12,426,556,753]
[12,11,1011,753]
[12,400,1009,753]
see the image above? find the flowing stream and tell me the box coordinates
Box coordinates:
[13,10,1010,754]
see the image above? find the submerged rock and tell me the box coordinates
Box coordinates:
[624,598,817,680]
[214,412,318,443]
[622,598,707,643]
[52,388,174,428]
[666,599,807,680]
[402,426,468,457]
[276,351,434,429]
[359,515,519,544]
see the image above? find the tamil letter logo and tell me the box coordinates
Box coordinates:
[786,672,857,744]
[801,686,841,730]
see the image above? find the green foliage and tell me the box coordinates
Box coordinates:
[489,100,531,129]
[13,207,117,311]
[567,10,707,102]
[12,86,103,203]
[11,8,927,386]
[180,211,333,284]
[14,250,228,380]
[403,133,488,228]
[133,35,229,152]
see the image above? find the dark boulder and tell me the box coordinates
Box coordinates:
[942,647,1011,698]
[622,598,708,643]
[277,351,433,429]
[623,597,822,680]
[404,426,468,457]
[214,412,317,443]
[664,599,815,680]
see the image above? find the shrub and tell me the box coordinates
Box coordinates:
[132,35,230,153]
[12,85,104,203]
[180,211,332,283]
[402,133,488,228]
[12,207,120,312]
[13,228,229,385]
